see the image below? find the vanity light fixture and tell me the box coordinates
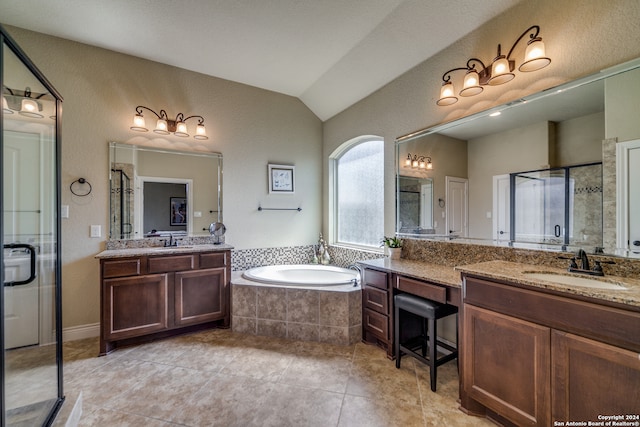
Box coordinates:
[405,153,433,170]
[437,25,551,106]
[130,105,209,140]
[2,86,49,118]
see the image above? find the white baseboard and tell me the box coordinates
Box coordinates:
[63,323,100,342]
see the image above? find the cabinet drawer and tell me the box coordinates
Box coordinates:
[102,258,141,278]
[148,255,195,273]
[396,276,446,304]
[363,268,388,290]
[363,286,389,315]
[363,308,389,340]
[199,252,227,269]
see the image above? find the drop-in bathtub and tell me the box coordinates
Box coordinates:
[242,264,359,287]
[232,264,362,345]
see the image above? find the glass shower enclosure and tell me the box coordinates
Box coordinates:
[1,25,64,426]
[510,162,603,248]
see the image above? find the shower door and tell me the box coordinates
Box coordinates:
[1,25,64,426]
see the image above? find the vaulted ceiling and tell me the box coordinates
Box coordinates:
[0,0,522,120]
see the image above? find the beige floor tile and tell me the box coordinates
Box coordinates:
[279,353,353,393]
[253,383,344,427]
[105,363,211,421]
[220,347,294,381]
[56,329,490,426]
[346,357,422,406]
[338,394,425,427]
[173,374,276,426]
[79,403,175,427]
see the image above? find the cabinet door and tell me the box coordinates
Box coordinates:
[552,331,640,422]
[103,274,168,340]
[464,304,551,427]
[174,267,226,326]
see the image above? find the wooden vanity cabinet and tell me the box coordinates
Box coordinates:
[462,275,640,426]
[100,250,230,355]
[361,267,392,355]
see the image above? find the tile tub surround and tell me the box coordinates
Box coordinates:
[231,273,362,345]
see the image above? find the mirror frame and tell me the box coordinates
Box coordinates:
[395,57,640,258]
[108,141,223,240]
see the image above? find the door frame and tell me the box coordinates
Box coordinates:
[616,139,640,250]
[493,174,510,242]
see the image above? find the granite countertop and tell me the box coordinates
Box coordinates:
[95,243,234,259]
[456,260,640,308]
[357,258,462,288]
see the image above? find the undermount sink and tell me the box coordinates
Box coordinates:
[148,246,194,251]
[523,272,627,290]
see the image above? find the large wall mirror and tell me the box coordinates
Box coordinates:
[396,57,640,258]
[109,142,222,239]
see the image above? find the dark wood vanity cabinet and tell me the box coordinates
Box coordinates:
[100,250,230,355]
[462,275,640,426]
[361,267,392,355]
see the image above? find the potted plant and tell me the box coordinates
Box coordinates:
[381,236,403,260]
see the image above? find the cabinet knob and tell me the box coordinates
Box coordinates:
[633,240,640,247]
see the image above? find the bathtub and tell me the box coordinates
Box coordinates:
[232,264,362,345]
[242,264,359,287]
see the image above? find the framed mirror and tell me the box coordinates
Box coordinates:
[109,142,222,239]
[396,57,640,257]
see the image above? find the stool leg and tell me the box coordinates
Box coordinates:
[429,317,437,392]
[456,313,459,373]
[395,304,401,369]
[421,318,427,357]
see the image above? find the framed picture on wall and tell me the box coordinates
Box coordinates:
[170,197,187,225]
[268,164,295,194]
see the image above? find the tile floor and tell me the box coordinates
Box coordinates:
[61,329,495,426]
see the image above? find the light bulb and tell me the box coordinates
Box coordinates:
[519,38,551,72]
[175,121,189,137]
[130,113,148,132]
[437,81,458,106]
[154,119,169,135]
[489,56,514,85]
[19,98,43,118]
[194,124,208,140]
[460,70,483,97]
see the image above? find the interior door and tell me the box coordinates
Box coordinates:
[3,131,41,348]
[629,144,640,251]
[446,176,468,237]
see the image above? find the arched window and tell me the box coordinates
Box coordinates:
[329,136,384,249]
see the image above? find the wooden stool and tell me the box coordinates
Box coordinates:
[394,293,458,391]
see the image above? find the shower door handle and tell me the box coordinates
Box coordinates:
[3,243,37,287]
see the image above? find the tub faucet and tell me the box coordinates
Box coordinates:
[347,263,362,287]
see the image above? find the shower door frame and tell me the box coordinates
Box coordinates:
[1,24,64,426]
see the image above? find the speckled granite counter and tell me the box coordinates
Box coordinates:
[95,243,234,259]
[357,258,461,288]
[456,260,640,309]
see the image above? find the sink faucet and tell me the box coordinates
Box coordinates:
[576,248,590,271]
[164,235,176,247]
